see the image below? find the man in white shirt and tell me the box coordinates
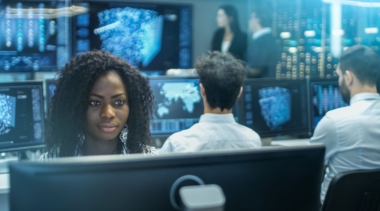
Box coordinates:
[160,51,261,153]
[310,45,380,203]
[246,8,280,78]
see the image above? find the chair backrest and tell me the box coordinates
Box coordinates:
[322,169,380,211]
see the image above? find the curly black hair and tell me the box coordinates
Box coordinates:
[46,50,154,157]
[195,51,246,111]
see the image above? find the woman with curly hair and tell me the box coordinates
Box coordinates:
[40,50,156,159]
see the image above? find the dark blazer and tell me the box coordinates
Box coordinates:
[211,28,247,60]
[246,33,280,78]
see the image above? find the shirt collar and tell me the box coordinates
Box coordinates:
[252,27,271,40]
[350,92,380,105]
[199,113,236,123]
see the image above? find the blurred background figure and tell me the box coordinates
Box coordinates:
[246,7,280,78]
[211,4,247,60]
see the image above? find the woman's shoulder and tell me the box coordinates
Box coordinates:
[143,145,157,155]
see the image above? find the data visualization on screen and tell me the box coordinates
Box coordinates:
[310,80,347,130]
[241,79,309,137]
[149,77,203,135]
[73,2,192,72]
[0,1,72,72]
[0,81,44,151]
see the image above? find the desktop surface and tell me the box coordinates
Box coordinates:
[10,145,325,211]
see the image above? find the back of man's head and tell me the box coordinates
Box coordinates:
[251,7,272,28]
[339,45,380,86]
[196,51,246,111]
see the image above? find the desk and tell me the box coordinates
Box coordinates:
[271,139,309,147]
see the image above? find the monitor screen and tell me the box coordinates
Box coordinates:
[149,77,203,135]
[0,1,72,72]
[149,77,239,136]
[72,2,192,73]
[10,145,325,211]
[310,79,347,130]
[0,81,44,151]
[240,79,309,137]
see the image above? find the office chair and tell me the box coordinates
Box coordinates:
[322,169,380,211]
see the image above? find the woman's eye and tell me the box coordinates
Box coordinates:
[115,100,125,105]
[89,100,100,106]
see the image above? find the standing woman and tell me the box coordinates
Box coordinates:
[211,4,247,60]
[41,50,156,159]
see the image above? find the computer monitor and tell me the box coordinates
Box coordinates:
[309,79,347,130]
[10,145,325,211]
[0,1,72,72]
[148,76,239,138]
[149,76,204,136]
[0,81,44,151]
[72,2,192,73]
[240,79,309,137]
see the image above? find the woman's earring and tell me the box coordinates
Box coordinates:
[119,124,128,144]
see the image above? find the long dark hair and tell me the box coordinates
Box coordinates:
[45,50,154,157]
[219,4,242,34]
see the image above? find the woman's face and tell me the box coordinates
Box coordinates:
[85,71,129,143]
[216,9,229,28]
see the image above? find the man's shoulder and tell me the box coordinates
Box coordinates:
[233,123,261,138]
[325,106,353,121]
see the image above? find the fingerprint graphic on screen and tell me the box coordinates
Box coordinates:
[0,94,16,135]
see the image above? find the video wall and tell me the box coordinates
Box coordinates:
[0,0,192,74]
[269,0,380,79]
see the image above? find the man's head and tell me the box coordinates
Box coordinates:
[249,8,272,33]
[196,51,246,112]
[337,45,380,104]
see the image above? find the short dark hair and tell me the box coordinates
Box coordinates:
[219,4,242,33]
[196,51,246,111]
[251,7,272,28]
[46,50,154,157]
[339,45,380,86]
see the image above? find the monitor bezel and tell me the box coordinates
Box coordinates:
[239,78,309,138]
[0,80,46,152]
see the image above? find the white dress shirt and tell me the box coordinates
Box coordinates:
[159,113,261,154]
[221,41,231,53]
[309,92,380,202]
[252,27,271,40]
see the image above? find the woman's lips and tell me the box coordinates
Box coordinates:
[98,123,117,133]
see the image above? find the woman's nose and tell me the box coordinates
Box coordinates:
[100,104,115,119]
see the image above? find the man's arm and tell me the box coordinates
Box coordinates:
[310,116,338,162]
[158,136,174,154]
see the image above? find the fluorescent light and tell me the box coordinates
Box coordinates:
[322,0,380,8]
[332,29,344,36]
[280,32,291,39]
[312,47,323,53]
[288,47,297,53]
[304,30,316,37]
[365,27,379,34]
